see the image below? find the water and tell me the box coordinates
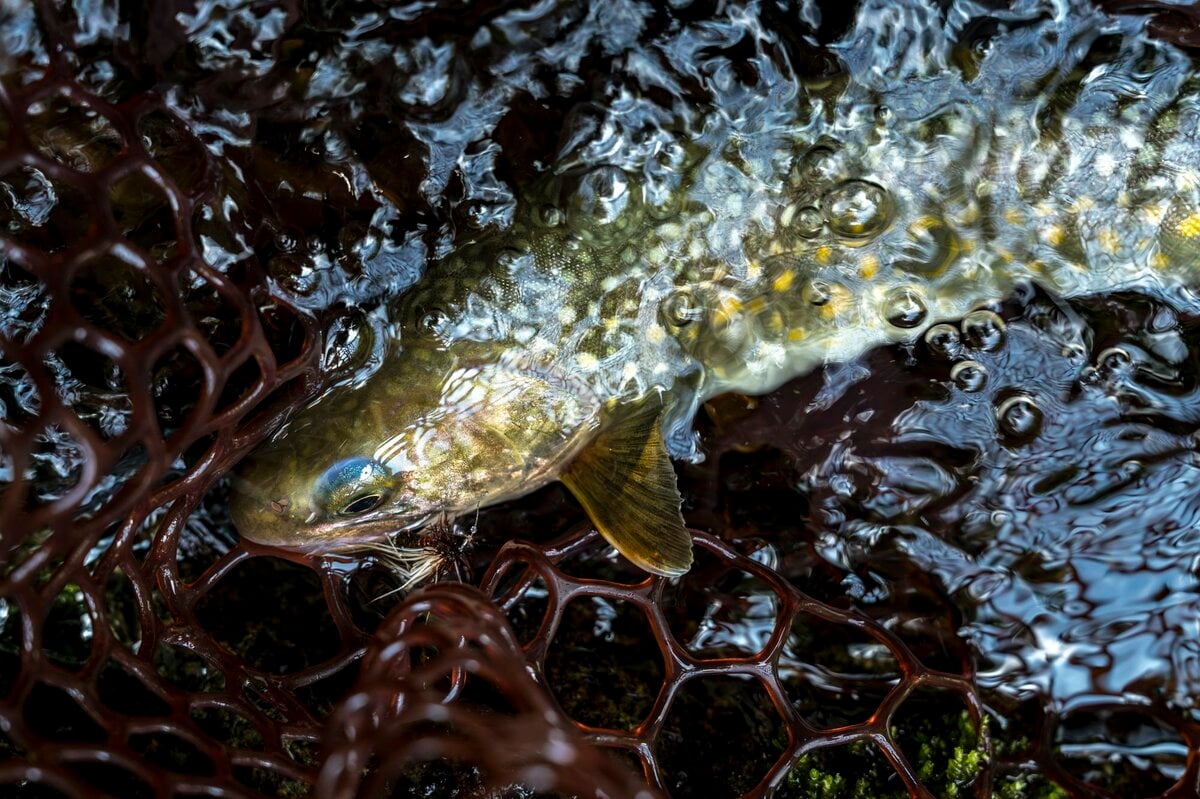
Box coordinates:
[4,0,1200,794]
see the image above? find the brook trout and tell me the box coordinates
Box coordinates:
[231,1,1200,575]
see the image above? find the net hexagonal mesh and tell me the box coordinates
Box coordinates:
[3,1,1200,798]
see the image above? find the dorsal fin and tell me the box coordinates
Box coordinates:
[560,396,693,576]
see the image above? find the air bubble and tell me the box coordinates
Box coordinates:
[794,206,823,238]
[883,287,927,329]
[535,204,564,227]
[924,324,961,360]
[322,311,375,375]
[895,216,960,277]
[417,307,450,338]
[950,360,988,392]
[496,247,525,269]
[1096,347,1132,374]
[568,166,630,226]
[662,290,702,327]
[793,145,839,187]
[961,310,1006,351]
[822,179,892,240]
[779,203,823,238]
[996,395,1042,441]
[802,280,834,307]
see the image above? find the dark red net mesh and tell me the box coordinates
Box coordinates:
[2,1,1199,798]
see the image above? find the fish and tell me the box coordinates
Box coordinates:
[230,1,1200,576]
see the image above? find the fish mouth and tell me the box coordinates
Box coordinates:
[251,511,439,552]
[231,473,437,550]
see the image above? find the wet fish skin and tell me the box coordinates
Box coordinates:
[230,2,1200,574]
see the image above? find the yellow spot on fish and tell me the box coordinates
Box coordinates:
[816,245,832,265]
[1140,204,1166,226]
[712,308,735,331]
[1176,211,1200,238]
[1042,224,1065,247]
[819,284,853,320]
[1098,229,1120,253]
[1004,207,1025,225]
[859,254,879,279]
[787,328,807,341]
[953,202,981,225]
[576,352,600,372]
[1069,196,1095,213]
[1153,250,1171,270]
[772,269,795,293]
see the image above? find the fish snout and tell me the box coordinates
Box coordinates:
[229,472,314,547]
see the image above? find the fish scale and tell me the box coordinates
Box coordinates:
[232,0,1200,576]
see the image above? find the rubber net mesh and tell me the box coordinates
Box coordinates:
[1,1,1199,798]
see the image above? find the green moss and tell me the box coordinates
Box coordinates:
[544,596,662,731]
[234,765,313,798]
[782,739,908,799]
[779,708,989,799]
[190,706,265,751]
[892,701,987,799]
[194,557,339,675]
[994,770,1071,799]
[906,710,986,797]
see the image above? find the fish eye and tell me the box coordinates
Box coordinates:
[315,457,391,516]
[340,493,385,516]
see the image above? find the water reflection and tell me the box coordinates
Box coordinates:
[5,0,1200,791]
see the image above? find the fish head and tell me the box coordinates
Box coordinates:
[230,340,601,550]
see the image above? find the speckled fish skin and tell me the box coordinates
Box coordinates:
[231,0,1200,560]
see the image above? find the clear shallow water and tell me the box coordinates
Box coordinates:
[4,0,1200,794]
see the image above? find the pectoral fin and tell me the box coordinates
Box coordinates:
[560,397,693,576]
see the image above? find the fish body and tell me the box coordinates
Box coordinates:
[231,1,1200,574]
